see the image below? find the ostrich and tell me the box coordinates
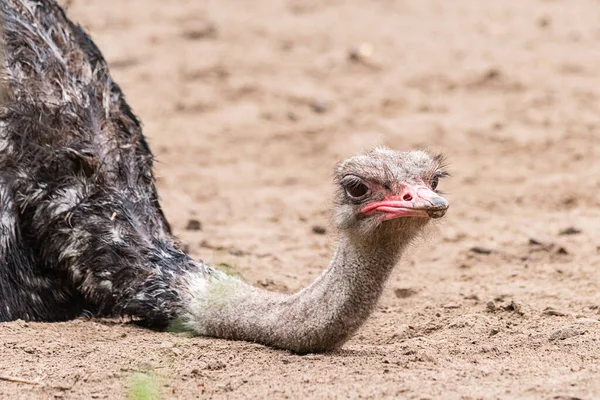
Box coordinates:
[0,0,449,353]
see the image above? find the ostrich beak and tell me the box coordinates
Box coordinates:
[360,186,449,220]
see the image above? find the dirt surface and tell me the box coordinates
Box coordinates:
[2,0,600,398]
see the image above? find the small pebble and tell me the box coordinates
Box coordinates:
[205,361,226,371]
[348,43,374,63]
[470,246,493,255]
[537,16,551,28]
[549,328,583,341]
[559,227,581,236]
[311,225,327,235]
[555,247,569,255]
[286,111,298,121]
[528,238,544,246]
[182,23,218,40]
[171,347,183,355]
[186,219,202,231]
[442,303,461,309]
[503,300,527,315]
[543,308,567,317]
[229,248,245,257]
[390,324,413,341]
[394,288,417,299]
[309,100,328,114]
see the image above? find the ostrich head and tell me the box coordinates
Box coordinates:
[334,148,449,243]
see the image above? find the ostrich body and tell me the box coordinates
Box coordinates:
[0,0,449,353]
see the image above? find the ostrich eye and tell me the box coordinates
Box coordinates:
[430,171,449,191]
[346,183,368,198]
[343,177,370,199]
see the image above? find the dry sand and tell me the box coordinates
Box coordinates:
[1,0,600,398]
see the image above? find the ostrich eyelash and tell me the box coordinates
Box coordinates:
[431,171,450,193]
[340,175,365,188]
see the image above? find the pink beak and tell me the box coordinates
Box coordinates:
[360,186,449,220]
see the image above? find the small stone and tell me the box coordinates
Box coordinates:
[528,238,544,246]
[416,353,436,363]
[138,362,153,372]
[171,347,183,355]
[555,247,569,255]
[503,299,531,316]
[311,225,327,235]
[394,288,417,299]
[348,43,374,63]
[286,111,298,121]
[486,301,496,312]
[562,196,577,207]
[205,361,226,370]
[390,324,413,341]
[537,16,551,28]
[470,246,493,255]
[229,248,245,256]
[483,67,501,81]
[185,219,202,231]
[549,328,584,341]
[543,308,567,317]
[443,303,461,309]
[182,23,218,41]
[257,278,275,288]
[559,227,581,236]
[309,100,328,114]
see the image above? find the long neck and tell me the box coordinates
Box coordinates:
[177,231,412,353]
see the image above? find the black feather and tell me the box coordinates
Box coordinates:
[0,0,202,326]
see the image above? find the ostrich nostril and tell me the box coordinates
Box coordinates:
[403,193,413,201]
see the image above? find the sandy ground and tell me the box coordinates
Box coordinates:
[2,0,600,398]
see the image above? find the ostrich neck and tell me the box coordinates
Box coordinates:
[179,230,412,353]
